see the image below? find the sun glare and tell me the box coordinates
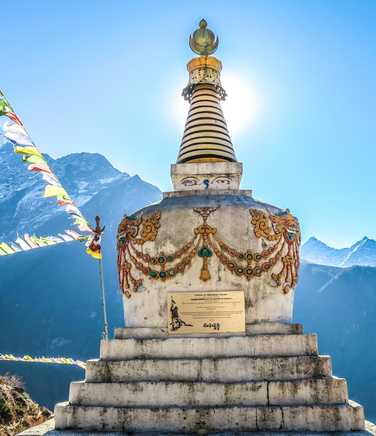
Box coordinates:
[171,73,259,137]
[221,73,259,136]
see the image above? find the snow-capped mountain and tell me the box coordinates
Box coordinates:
[0,141,161,241]
[301,236,376,267]
[49,152,127,207]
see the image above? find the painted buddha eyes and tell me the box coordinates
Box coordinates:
[181,177,199,186]
[213,176,231,185]
[181,176,232,187]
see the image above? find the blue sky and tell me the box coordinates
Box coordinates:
[1,0,375,247]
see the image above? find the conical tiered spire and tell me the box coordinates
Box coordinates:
[177,20,237,164]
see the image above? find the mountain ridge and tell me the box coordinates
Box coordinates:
[302,235,376,267]
[0,141,161,242]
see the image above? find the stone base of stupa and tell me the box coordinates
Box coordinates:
[48,323,373,434]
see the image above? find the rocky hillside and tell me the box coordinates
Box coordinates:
[0,374,51,436]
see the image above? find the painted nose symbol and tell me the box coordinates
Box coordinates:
[203,179,210,189]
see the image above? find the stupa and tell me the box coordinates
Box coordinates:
[52,20,372,434]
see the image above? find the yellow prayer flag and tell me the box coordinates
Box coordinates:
[44,185,69,199]
[14,145,43,158]
[86,247,102,260]
[0,242,15,255]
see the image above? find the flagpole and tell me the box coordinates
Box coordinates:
[89,215,109,341]
[98,255,109,341]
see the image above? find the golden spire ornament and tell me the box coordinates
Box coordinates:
[177,19,236,163]
[189,19,219,56]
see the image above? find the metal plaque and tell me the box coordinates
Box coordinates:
[167,290,245,335]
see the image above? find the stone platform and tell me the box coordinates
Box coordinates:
[19,420,376,435]
[49,324,372,434]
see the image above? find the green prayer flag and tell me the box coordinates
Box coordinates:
[22,154,46,165]
[0,94,14,116]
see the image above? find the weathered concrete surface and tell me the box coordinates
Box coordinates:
[54,332,368,433]
[54,401,365,433]
[100,334,318,360]
[69,378,346,408]
[114,322,304,339]
[18,418,376,435]
[18,419,376,435]
[122,192,294,328]
[86,355,331,383]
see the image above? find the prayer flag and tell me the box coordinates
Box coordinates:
[16,237,32,251]
[41,172,60,186]
[10,243,21,252]
[86,233,102,260]
[24,234,39,249]
[0,243,15,255]
[65,229,81,240]
[58,233,74,242]
[0,91,22,125]
[38,236,56,246]
[44,185,68,199]
[63,204,81,216]
[28,163,54,175]
[15,145,43,158]
[0,89,94,257]
[2,121,33,146]
[74,216,92,233]
[57,196,74,206]
[23,154,46,165]
[48,236,64,243]
[30,236,48,247]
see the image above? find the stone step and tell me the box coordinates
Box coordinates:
[54,401,365,433]
[86,355,331,383]
[100,334,318,360]
[69,377,347,408]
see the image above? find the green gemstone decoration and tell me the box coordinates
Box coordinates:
[148,270,158,278]
[198,247,213,258]
[167,255,174,262]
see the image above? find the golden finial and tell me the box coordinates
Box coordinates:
[189,19,219,56]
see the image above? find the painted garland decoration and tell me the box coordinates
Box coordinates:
[117,207,300,298]
[249,209,301,293]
